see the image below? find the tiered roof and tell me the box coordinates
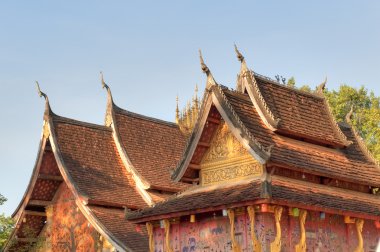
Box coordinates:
[6,48,380,250]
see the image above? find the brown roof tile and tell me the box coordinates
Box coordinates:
[255,76,348,146]
[271,175,380,216]
[113,107,189,191]
[222,88,380,186]
[128,175,380,221]
[89,206,149,252]
[52,115,148,209]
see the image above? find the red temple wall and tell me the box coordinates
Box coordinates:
[153,211,380,252]
[35,184,110,252]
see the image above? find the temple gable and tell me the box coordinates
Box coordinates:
[200,121,263,186]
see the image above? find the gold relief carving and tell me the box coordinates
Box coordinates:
[270,206,283,252]
[227,209,242,252]
[163,219,173,252]
[295,209,307,252]
[354,218,364,252]
[200,122,263,185]
[146,222,154,252]
[202,161,262,185]
[247,206,262,252]
[203,123,248,162]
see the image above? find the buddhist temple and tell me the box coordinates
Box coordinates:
[4,47,380,252]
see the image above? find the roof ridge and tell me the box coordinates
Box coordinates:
[253,72,324,100]
[113,104,179,128]
[215,85,272,155]
[51,114,112,132]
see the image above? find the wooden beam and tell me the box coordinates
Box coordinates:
[181,177,200,183]
[28,200,51,207]
[38,174,63,181]
[198,142,210,148]
[207,117,220,124]
[188,163,201,170]
[24,210,46,217]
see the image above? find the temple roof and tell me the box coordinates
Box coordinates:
[88,206,148,252]
[51,114,148,209]
[127,175,380,222]
[223,88,380,186]
[253,75,351,147]
[112,106,189,192]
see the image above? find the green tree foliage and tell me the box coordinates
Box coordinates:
[324,85,380,161]
[287,77,296,88]
[0,194,14,250]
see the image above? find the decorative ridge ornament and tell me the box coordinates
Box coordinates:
[199,50,217,89]
[36,81,47,100]
[100,71,114,127]
[344,105,380,166]
[234,44,248,73]
[345,105,354,124]
[316,77,327,95]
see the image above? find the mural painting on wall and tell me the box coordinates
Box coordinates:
[152,210,379,252]
[35,184,110,252]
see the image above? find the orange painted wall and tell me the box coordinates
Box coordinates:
[36,184,108,252]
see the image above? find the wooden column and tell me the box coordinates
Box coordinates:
[227,209,242,252]
[270,206,283,252]
[247,206,262,252]
[295,209,307,252]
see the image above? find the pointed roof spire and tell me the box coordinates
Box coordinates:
[36,81,47,100]
[100,71,114,127]
[345,105,354,124]
[234,44,248,73]
[317,77,327,94]
[175,95,180,124]
[199,50,217,89]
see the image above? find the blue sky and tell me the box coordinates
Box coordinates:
[0,1,379,216]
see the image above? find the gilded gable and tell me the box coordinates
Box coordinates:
[200,122,263,185]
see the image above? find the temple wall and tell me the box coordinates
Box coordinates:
[35,184,114,252]
[152,210,380,252]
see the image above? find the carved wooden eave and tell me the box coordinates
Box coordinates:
[171,84,271,182]
[234,46,280,131]
[101,81,154,206]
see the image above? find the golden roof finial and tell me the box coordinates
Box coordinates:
[100,71,109,90]
[317,77,327,94]
[175,95,180,124]
[345,105,354,124]
[234,44,248,72]
[35,81,47,100]
[199,49,217,89]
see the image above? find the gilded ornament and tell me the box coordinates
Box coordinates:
[270,206,283,252]
[295,209,307,252]
[354,218,364,252]
[227,209,242,252]
[163,219,173,252]
[146,222,154,252]
[247,206,262,252]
